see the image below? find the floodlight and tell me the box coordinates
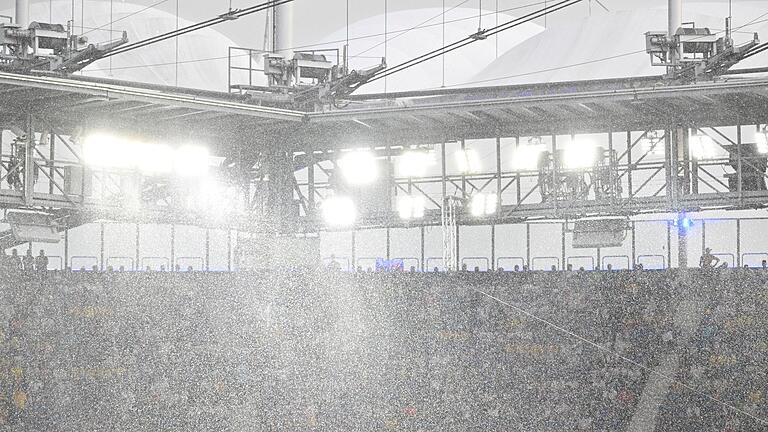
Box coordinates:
[187,178,244,222]
[689,133,716,160]
[83,133,135,169]
[640,131,666,156]
[137,143,175,175]
[756,127,768,154]
[398,150,435,177]
[338,150,378,185]
[456,149,481,173]
[511,142,546,171]
[175,145,210,178]
[470,193,498,217]
[562,140,597,169]
[397,195,425,220]
[322,196,356,227]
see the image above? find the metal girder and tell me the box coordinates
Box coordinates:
[0,72,306,122]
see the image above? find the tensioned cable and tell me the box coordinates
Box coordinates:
[79,7,768,80]
[101,0,294,59]
[367,0,583,83]
[354,0,472,59]
[84,0,553,72]
[81,0,172,37]
[442,16,768,89]
[468,284,768,426]
[102,0,291,58]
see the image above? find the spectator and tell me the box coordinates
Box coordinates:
[326,255,341,271]
[91,265,99,272]
[700,248,720,268]
[606,264,613,271]
[35,249,48,273]
[174,264,181,272]
[513,265,520,272]
[0,249,9,272]
[187,266,194,272]
[473,266,480,272]
[22,249,34,273]
[762,260,767,269]
[118,265,125,272]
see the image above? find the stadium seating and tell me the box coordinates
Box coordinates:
[0,268,764,430]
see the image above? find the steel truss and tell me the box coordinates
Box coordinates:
[294,124,768,231]
[0,73,766,245]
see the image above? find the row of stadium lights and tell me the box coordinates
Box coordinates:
[83,127,768,226]
[325,127,768,227]
[82,132,244,221]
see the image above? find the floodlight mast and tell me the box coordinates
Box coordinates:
[668,0,682,62]
[15,0,29,28]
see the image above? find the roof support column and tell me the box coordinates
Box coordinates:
[15,0,29,28]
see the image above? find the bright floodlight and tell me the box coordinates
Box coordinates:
[137,143,175,175]
[456,149,481,173]
[397,195,425,220]
[322,196,356,227]
[188,178,242,222]
[175,145,210,177]
[83,133,136,169]
[756,127,768,154]
[470,193,498,217]
[689,133,716,160]
[562,140,597,169]
[338,150,378,185]
[511,142,546,171]
[398,150,435,177]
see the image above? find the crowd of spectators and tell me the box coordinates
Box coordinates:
[0,267,765,430]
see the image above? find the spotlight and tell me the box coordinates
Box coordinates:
[756,127,768,154]
[137,143,175,176]
[175,145,210,178]
[673,213,694,233]
[322,196,356,227]
[470,193,498,217]
[511,139,546,171]
[83,133,135,169]
[187,178,242,222]
[398,150,435,178]
[689,133,716,160]
[397,195,425,220]
[338,150,378,185]
[562,140,597,169]
[641,131,666,156]
[456,149,481,173]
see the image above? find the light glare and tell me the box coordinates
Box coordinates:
[397,195,425,220]
[322,196,356,227]
[756,129,768,154]
[562,140,597,169]
[338,150,378,185]
[470,193,498,217]
[690,133,716,160]
[456,149,481,173]
[398,151,435,177]
[511,143,546,171]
